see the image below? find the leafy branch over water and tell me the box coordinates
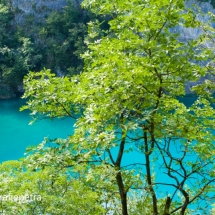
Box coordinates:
[2,0,215,214]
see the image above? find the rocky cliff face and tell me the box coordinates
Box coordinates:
[173,0,215,39]
[179,0,215,93]
[11,0,83,14]
[11,0,81,26]
[10,0,214,28]
[11,0,68,13]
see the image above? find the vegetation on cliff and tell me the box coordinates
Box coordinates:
[0,0,106,96]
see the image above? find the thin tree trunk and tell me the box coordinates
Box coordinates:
[144,130,158,215]
[114,113,128,215]
[116,171,128,215]
[163,196,171,215]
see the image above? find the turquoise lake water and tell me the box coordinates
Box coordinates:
[0,98,75,162]
[0,96,197,162]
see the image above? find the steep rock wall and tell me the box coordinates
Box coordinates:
[11,0,76,26]
[179,0,215,93]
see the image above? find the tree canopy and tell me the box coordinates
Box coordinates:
[2,0,215,214]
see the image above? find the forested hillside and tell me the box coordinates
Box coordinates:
[0,0,107,98]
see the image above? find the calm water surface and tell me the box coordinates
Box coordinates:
[0,96,197,162]
[0,98,75,162]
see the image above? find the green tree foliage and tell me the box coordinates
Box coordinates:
[10,0,215,214]
[0,160,105,214]
[0,2,15,87]
[0,1,43,90]
[0,3,12,46]
[0,38,42,88]
[37,2,91,76]
[211,205,215,214]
